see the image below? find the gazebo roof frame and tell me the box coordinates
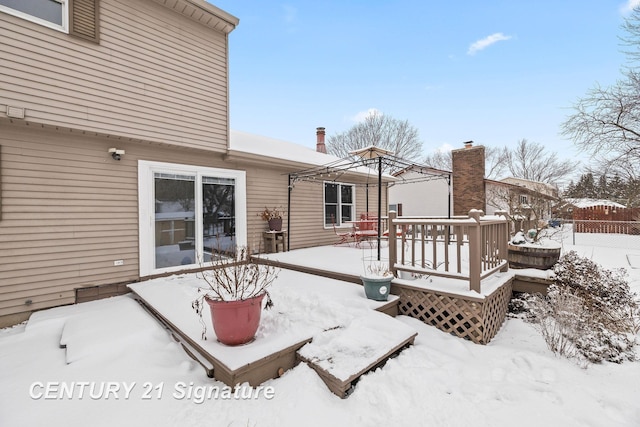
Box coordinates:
[285,149,452,260]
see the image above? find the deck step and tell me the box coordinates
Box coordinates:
[135,298,215,377]
[58,296,163,365]
[297,311,417,398]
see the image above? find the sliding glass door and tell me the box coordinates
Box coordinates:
[154,173,196,269]
[138,161,247,276]
[201,176,235,262]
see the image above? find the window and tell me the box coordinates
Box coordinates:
[519,194,529,205]
[0,0,68,32]
[324,182,354,226]
[0,0,99,42]
[138,161,247,276]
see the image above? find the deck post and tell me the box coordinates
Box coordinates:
[495,210,510,272]
[468,209,483,293]
[388,211,397,277]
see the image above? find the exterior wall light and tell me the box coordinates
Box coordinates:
[108,148,125,160]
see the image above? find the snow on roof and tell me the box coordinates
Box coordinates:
[230,129,339,166]
[565,198,627,209]
[500,177,556,190]
[497,177,558,198]
[229,129,394,178]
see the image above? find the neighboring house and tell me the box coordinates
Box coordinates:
[390,142,559,226]
[486,177,558,217]
[389,166,451,217]
[485,177,558,232]
[0,1,389,326]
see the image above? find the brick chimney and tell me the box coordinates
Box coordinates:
[316,127,327,154]
[452,141,485,216]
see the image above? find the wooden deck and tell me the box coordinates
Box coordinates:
[259,244,515,344]
[128,268,409,394]
[297,318,417,398]
[255,256,400,318]
[133,294,310,385]
[512,273,553,295]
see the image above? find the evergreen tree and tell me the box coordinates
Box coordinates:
[597,175,609,199]
[563,172,639,207]
[576,173,597,198]
[609,175,625,204]
[564,180,576,197]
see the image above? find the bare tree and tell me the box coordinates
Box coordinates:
[423,145,508,180]
[422,149,452,171]
[562,75,640,180]
[562,8,640,180]
[503,139,577,185]
[485,146,509,180]
[326,111,423,172]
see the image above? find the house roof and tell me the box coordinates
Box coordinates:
[153,0,239,33]
[486,177,558,199]
[564,198,627,209]
[228,129,395,181]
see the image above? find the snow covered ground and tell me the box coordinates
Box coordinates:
[1,232,639,427]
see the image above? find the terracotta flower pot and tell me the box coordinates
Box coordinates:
[360,276,392,301]
[205,293,265,346]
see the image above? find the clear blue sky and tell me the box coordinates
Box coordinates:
[212,1,636,165]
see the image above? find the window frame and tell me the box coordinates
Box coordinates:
[0,0,69,33]
[138,160,247,277]
[323,181,355,228]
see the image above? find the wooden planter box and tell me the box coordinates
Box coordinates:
[507,243,560,270]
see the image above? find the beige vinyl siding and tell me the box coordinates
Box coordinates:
[244,165,291,250]
[0,124,140,315]
[0,121,388,319]
[287,179,386,250]
[241,161,388,251]
[0,0,229,151]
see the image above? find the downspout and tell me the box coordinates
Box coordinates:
[377,156,382,261]
[447,173,452,219]
[287,174,292,251]
[224,32,231,152]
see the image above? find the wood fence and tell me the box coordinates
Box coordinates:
[573,206,640,234]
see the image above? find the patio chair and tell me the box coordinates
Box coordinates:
[359,212,378,231]
[332,215,355,245]
[354,217,378,247]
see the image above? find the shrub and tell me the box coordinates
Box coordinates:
[525,251,639,364]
